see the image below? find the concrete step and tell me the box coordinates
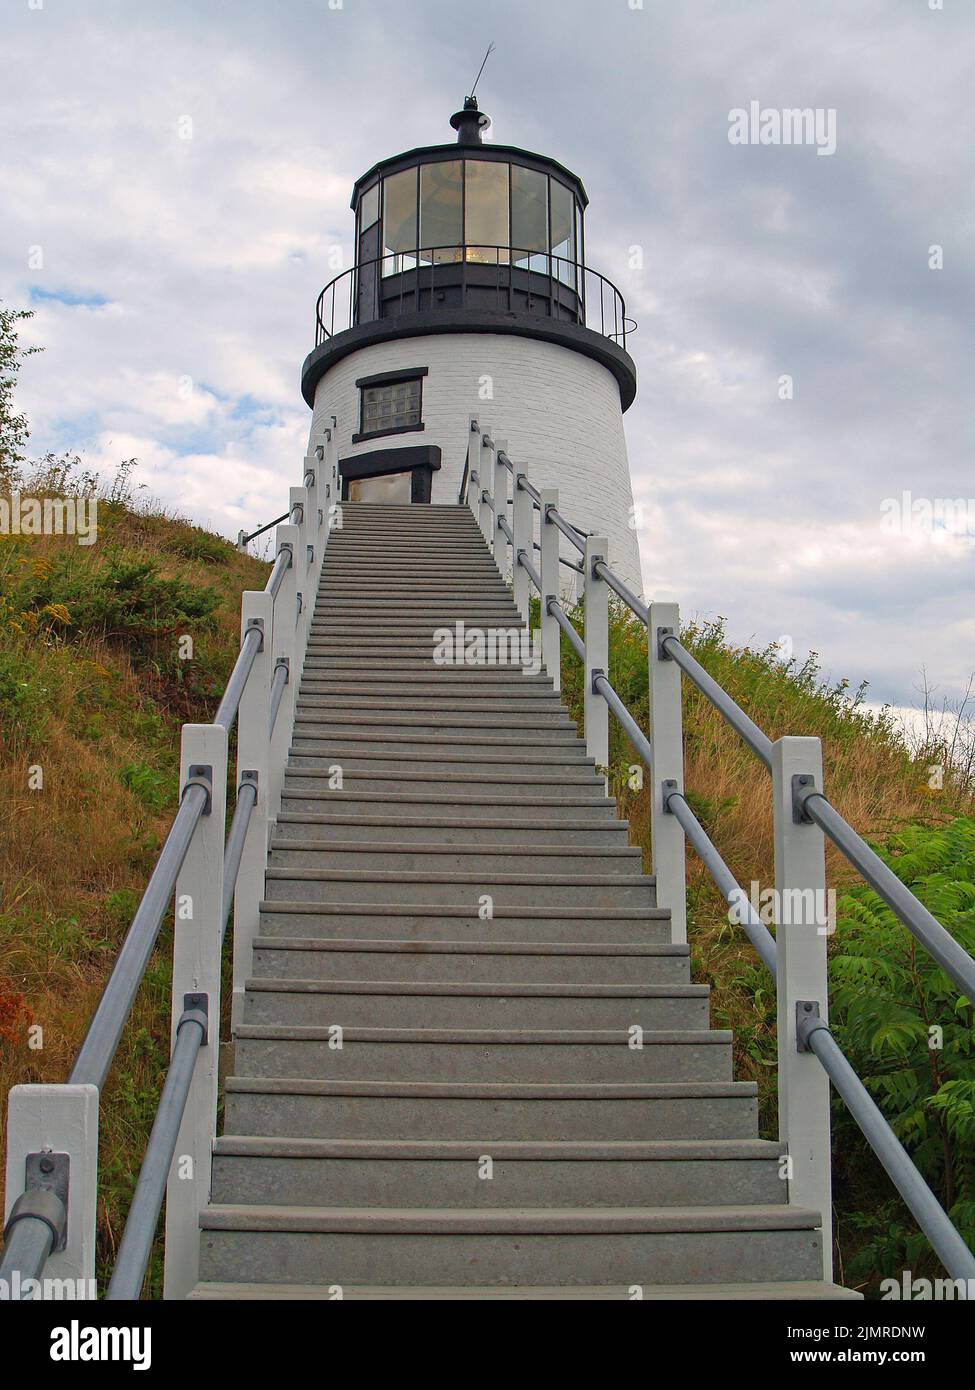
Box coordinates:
[296,692,567,713]
[287,750,593,774]
[322,561,497,571]
[313,599,520,612]
[267,841,643,876]
[300,653,546,668]
[199,1203,824,1287]
[273,812,630,846]
[305,624,525,638]
[223,1076,760,1141]
[241,979,709,1031]
[299,672,555,689]
[317,583,513,595]
[289,722,578,745]
[288,731,588,753]
[277,790,619,818]
[281,769,606,797]
[295,695,569,715]
[321,564,502,577]
[210,1138,787,1210]
[299,678,554,695]
[189,1279,861,1301]
[256,905,670,944]
[251,937,686,984]
[262,869,656,908]
[234,1023,722,1080]
[312,609,521,622]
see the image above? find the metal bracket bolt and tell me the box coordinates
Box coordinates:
[792,773,816,824]
[244,617,265,652]
[179,991,210,1047]
[796,999,824,1052]
[183,764,213,815]
[661,778,679,813]
[656,626,675,661]
[3,1151,70,1253]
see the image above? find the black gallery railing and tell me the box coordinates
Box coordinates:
[313,245,635,349]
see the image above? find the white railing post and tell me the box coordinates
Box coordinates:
[771,734,833,1281]
[493,438,509,580]
[583,536,610,780]
[4,1082,99,1296]
[267,523,299,823]
[231,591,274,1031]
[324,425,340,533]
[648,601,688,945]
[163,722,227,1300]
[539,488,561,692]
[467,416,480,514]
[305,445,326,561]
[290,485,312,657]
[511,471,533,625]
[478,426,494,546]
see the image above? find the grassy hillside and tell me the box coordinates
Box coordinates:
[0,461,267,1292]
[0,458,971,1297]
[549,598,975,1293]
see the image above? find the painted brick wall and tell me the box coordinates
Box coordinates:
[307,331,643,595]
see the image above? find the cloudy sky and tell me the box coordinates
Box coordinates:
[2,0,972,715]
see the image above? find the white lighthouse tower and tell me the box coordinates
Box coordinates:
[301,97,642,594]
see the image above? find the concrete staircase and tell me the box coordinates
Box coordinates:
[192,502,855,1299]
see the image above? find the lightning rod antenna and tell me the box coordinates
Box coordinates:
[468,42,495,103]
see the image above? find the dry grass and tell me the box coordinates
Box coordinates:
[0,498,266,1284]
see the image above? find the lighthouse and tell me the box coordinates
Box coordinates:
[300,97,642,594]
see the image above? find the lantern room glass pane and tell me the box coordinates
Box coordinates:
[359,182,379,232]
[550,180,576,288]
[464,160,509,264]
[511,165,549,271]
[419,160,463,264]
[382,168,418,276]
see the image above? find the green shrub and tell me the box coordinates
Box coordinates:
[12,552,220,665]
[830,817,975,1280]
[119,762,169,812]
[164,527,231,565]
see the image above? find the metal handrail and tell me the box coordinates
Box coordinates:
[546,504,587,555]
[593,558,648,625]
[265,545,292,600]
[797,786,975,1002]
[588,665,975,1284]
[457,422,478,505]
[516,472,542,506]
[2,434,331,1299]
[660,634,775,767]
[267,659,290,736]
[104,1004,208,1300]
[70,783,209,1092]
[220,777,258,940]
[546,597,585,663]
[497,515,514,544]
[240,510,288,547]
[517,549,541,591]
[314,244,633,349]
[798,1017,975,1283]
[213,622,263,731]
[239,472,315,549]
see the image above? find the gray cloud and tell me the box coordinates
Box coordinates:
[1,0,971,709]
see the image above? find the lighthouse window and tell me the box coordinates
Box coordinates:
[464,160,509,264]
[357,372,425,440]
[359,182,380,233]
[382,168,418,276]
[511,165,549,270]
[419,160,463,264]
[550,180,577,288]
